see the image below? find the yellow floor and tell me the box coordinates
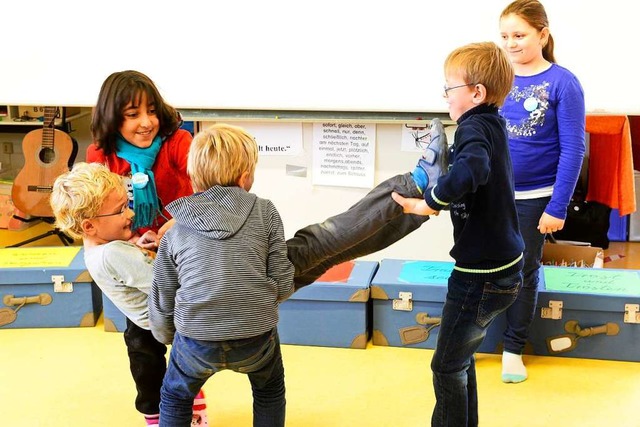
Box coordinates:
[0,315,639,427]
[1,223,640,426]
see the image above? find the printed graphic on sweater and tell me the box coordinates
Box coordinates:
[504,82,550,138]
[450,201,469,219]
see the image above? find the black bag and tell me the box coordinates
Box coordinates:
[553,156,611,249]
[553,200,611,249]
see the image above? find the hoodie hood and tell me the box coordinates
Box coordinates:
[166,186,257,240]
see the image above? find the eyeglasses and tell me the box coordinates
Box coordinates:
[443,83,477,98]
[93,202,130,218]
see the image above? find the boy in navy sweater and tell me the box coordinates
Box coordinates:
[392,42,525,427]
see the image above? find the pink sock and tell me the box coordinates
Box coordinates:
[144,414,160,426]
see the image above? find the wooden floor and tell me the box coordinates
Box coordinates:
[1,223,640,426]
[604,241,640,269]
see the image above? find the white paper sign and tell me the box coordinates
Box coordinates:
[225,121,302,156]
[312,122,376,188]
[401,124,431,153]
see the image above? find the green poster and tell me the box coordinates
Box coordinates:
[399,261,453,285]
[544,267,640,296]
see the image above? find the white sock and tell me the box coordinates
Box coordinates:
[501,351,528,383]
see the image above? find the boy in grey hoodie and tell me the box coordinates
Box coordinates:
[149,124,294,427]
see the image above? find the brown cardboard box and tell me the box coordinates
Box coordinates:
[542,243,604,268]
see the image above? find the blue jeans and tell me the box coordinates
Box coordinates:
[288,172,427,288]
[431,271,522,427]
[160,328,285,427]
[502,197,549,354]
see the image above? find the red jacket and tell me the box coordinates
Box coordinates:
[86,129,194,234]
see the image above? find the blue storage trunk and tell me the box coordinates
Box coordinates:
[370,259,505,353]
[278,260,378,349]
[0,246,102,328]
[527,266,640,362]
[103,294,127,332]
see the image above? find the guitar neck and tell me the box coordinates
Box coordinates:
[42,107,59,149]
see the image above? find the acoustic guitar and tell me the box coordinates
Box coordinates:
[11,107,76,218]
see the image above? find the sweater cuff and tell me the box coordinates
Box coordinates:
[424,185,448,211]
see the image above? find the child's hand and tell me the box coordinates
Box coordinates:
[136,230,159,250]
[392,192,437,216]
[538,212,565,234]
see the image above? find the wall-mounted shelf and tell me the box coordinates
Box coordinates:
[0,106,90,133]
[178,108,454,125]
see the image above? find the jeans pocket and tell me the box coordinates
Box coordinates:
[235,334,277,374]
[475,276,521,328]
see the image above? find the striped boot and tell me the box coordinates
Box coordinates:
[192,389,209,426]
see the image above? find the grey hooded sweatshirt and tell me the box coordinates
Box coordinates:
[149,185,294,345]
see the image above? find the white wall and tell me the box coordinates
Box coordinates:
[240,122,456,262]
[2,0,639,114]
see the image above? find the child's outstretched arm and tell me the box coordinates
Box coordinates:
[156,218,176,241]
[391,192,437,216]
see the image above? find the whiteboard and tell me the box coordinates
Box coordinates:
[2,0,638,114]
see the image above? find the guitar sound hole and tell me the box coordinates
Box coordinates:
[39,147,56,164]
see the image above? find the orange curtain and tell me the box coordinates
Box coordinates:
[585,115,636,216]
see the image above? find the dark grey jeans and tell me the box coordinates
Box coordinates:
[287,172,428,288]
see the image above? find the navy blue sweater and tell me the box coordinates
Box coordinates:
[425,104,524,280]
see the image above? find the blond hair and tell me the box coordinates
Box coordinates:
[444,42,514,107]
[187,123,259,192]
[50,162,126,239]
